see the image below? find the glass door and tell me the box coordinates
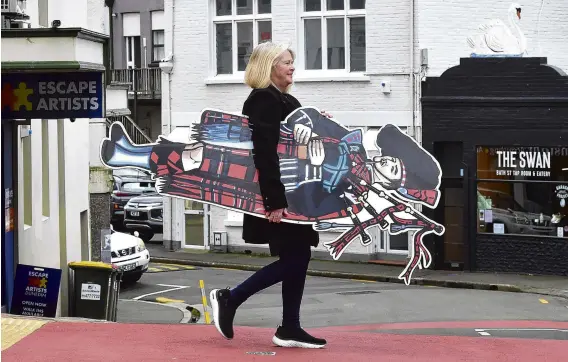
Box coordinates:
[184,200,205,247]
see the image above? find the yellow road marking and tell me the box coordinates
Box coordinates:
[153,263,196,269]
[212,267,238,271]
[350,279,376,283]
[539,298,549,304]
[1,317,50,351]
[148,267,161,272]
[154,265,180,271]
[155,297,185,304]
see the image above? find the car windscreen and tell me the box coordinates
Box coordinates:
[121,182,156,193]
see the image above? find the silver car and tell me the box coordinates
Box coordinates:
[123,194,164,242]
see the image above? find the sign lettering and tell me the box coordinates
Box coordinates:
[1,71,104,119]
[10,264,62,318]
[495,150,551,177]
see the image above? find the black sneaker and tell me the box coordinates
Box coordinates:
[272,326,327,348]
[209,288,236,339]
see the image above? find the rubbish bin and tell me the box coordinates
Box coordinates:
[68,261,122,321]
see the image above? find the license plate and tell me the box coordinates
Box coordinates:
[121,263,137,271]
[130,211,139,217]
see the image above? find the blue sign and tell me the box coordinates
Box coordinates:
[1,71,104,120]
[10,264,62,318]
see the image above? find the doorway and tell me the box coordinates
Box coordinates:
[440,179,465,268]
[125,36,141,69]
[183,200,205,248]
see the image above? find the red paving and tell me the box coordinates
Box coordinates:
[3,321,567,362]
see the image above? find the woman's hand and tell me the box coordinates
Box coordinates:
[265,208,287,223]
[320,110,333,118]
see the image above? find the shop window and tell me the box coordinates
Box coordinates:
[476,146,568,238]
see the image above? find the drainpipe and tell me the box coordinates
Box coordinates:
[409,0,415,140]
[160,0,176,247]
[105,0,115,75]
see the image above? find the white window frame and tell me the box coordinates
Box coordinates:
[209,0,272,79]
[297,0,366,76]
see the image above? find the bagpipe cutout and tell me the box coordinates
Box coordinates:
[100,107,445,285]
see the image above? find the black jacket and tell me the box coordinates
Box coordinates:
[241,85,319,255]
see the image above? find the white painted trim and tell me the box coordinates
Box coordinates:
[205,74,246,84]
[293,71,370,82]
[204,71,370,84]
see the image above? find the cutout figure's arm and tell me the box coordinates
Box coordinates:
[248,92,288,212]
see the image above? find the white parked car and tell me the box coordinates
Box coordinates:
[110,229,150,283]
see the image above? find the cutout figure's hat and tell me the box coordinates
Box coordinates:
[375,125,441,208]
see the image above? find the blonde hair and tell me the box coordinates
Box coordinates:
[244,41,295,93]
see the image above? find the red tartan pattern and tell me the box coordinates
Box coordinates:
[202,110,249,126]
[166,172,365,222]
[407,189,439,206]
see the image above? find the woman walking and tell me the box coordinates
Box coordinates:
[209,42,327,349]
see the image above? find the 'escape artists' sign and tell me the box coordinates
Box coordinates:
[496,149,551,177]
[1,71,104,120]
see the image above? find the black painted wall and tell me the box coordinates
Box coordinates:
[476,234,568,276]
[421,57,568,276]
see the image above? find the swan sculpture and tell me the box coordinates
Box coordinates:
[467,3,527,57]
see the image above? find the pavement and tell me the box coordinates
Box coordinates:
[3,261,567,361]
[145,244,568,299]
[2,316,567,361]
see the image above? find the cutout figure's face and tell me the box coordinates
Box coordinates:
[372,156,402,187]
[271,50,295,89]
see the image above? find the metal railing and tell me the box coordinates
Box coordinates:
[106,115,152,145]
[110,68,161,98]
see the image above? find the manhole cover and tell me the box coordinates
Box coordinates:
[246,352,276,356]
[336,290,380,295]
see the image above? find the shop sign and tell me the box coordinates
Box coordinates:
[1,71,104,120]
[495,149,551,177]
[477,146,568,181]
[10,264,62,318]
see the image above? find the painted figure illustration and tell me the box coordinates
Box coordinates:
[100,107,445,285]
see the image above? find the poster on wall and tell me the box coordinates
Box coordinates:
[10,264,62,318]
[99,107,445,285]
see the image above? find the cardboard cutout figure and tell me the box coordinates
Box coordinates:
[101,107,445,284]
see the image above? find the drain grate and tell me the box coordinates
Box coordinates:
[336,290,380,295]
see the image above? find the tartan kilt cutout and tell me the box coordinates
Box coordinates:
[192,110,251,143]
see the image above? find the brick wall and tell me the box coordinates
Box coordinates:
[476,234,568,276]
[165,0,418,256]
[417,0,568,76]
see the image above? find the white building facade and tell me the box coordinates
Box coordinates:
[161,0,568,262]
[1,0,128,316]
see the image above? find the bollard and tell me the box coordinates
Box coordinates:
[199,279,212,324]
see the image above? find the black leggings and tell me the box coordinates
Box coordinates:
[229,242,312,328]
